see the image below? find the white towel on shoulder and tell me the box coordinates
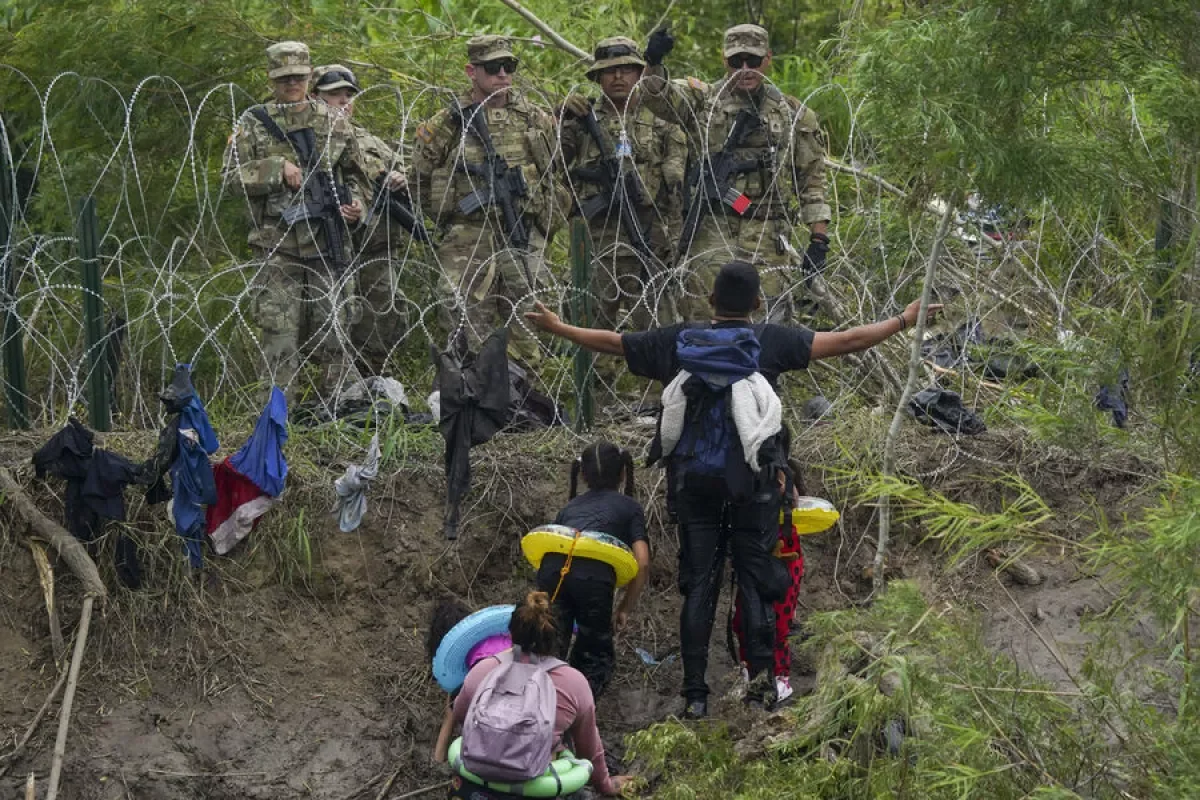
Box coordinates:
[659,371,782,469]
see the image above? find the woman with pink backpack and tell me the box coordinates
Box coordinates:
[445,590,631,798]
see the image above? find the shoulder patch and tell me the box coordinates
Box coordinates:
[687,76,707,91]
[416,123,434,144]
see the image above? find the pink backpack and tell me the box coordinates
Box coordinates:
[460,647,564,782]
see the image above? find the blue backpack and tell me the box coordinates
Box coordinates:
[670,326,762,484]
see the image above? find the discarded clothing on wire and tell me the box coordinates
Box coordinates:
[436,329,513,540]
[908,387,987,435]
[1094,368,1130,429]
[206,387,288,555]
[154,365,219,568]
[31,418,144,588]
[332,433,380,533]
[922,317,1038,381]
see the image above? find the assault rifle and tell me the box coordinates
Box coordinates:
[366,173,434,245]
[451,103,530,250]
[677,108,761,258]
[570,109,659,268]
[249,108,351,271]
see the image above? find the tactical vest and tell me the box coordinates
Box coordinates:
[703,81,807,216]
[243,101,353,258]
[428,94,556,230]
[574,104,667,209]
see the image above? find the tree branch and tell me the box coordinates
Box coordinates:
[494,0,591,61]
[0,467,106,599]
[873,197,957,594]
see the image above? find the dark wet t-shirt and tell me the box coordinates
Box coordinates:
[538,489,647,585]
[621,321,815,388]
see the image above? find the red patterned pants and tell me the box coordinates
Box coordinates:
[732,523,805,677]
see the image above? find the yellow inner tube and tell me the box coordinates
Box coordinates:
[522,525,640,588]
[780,496,841,534]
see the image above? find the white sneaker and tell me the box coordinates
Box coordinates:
[775,676,794,703]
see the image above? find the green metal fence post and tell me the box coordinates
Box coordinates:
[0,129,29,429]
[569,217,594,431]
[77,196,110,431]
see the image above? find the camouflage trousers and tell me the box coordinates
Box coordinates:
[349,251,410,376]
[250,250,359,399]
[435,221,549,365]
[678,217,804,323]
[584,220,678,332]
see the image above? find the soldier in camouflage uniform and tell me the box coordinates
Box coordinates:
[411,35,560,365]
[223,42,370,399]
[311,64,418,376]
[640,24,832,322]
[560,37,688,331]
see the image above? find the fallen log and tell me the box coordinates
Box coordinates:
[0,467,106,598]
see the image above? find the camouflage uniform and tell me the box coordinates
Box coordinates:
[312,64,420,375]
[642,25,831,321]
[222,43,369,396]
[562,37,688,331]
[411,36,559,365]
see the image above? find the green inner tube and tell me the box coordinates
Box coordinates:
[448,737,593,797]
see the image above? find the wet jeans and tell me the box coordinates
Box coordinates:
[675,473,790,702]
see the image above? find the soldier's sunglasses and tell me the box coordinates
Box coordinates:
[273,74,309,85]
[593,44,639,60]
[727,53,765,69]
[315,70,359,90]
[476,59,519,76]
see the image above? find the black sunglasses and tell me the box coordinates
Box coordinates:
[727,53,764,69]
[475,59,519,76]
[594,44,639,60]
[315,69,359,90]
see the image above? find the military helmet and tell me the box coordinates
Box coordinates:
[312,64,359,93]
[466,35,517,64]
[586,36,646,80]
[723,24,770,57]
[266,41,312,79]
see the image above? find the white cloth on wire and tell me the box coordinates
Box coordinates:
[332,434,381,533]
[659,370,782,469]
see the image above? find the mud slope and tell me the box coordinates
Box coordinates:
[0,420,1158,798]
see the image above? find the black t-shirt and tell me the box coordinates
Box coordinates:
[621,320,815,388]
[538,489,647,585]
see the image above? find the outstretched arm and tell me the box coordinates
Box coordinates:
[809,300,942,361]
[525,302,625,356]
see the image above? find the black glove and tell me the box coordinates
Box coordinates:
[802,232,829,274]
[644,26,675,66]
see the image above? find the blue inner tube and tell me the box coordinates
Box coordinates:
[433,605,515,693]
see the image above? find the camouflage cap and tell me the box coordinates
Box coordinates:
[723,24,770,58]
[312,64,359,93]
[266,41,312,79]
[586,36,646,80]
[467,35,516,64]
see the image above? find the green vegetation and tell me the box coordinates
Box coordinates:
[3,1,1199,796]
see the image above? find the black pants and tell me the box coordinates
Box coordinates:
[536,567,616,698]
[675,473,789,702]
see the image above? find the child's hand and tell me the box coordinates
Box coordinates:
[614,609,630,633]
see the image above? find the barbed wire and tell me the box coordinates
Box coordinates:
[0,66,1151,471]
